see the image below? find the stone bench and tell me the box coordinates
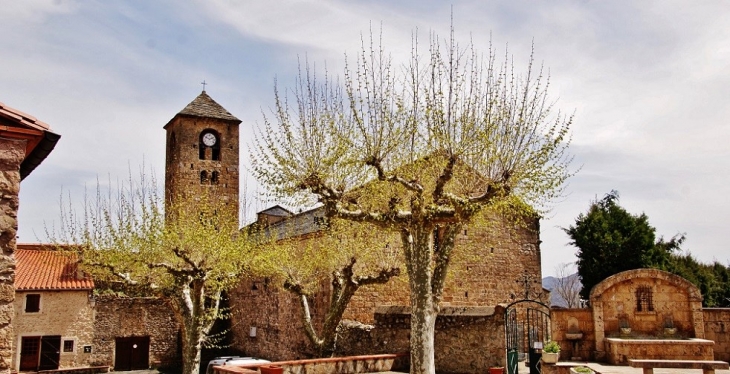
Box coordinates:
[628,359,729,374]
[37,366,110,374]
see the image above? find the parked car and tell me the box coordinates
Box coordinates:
[206,356,271,374]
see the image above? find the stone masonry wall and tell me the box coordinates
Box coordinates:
[0,137,25,374]
[343,216,541,323]
[336,306,507,373]
[229,214,542,363]
[12,290,95,370]
[165,116,239,221]
[228,278,329,361]
[92,296,179,369]
[703,308,730,362]
[549,308,595,361]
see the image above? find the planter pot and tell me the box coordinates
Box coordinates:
[488,367,504,374]
[570,367,595,374]
[259,365,284,374]
[542,352,559,364]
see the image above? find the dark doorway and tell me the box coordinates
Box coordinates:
[20,335,61,371]
[114,336,150,371]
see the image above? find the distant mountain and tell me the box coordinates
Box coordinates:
[543,272,582,308]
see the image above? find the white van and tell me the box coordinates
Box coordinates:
[206,356,271,374]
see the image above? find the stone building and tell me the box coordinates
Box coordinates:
[229,206,542,371]
[0,101,60,374]
[13,245,95,371]
[157,90,545,372]
[11,245,180,372]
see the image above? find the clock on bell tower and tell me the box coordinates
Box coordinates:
[164,90,241,227]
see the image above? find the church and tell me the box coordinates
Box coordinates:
[163,90,546,372]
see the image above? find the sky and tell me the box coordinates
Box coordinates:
[2,0,729,277]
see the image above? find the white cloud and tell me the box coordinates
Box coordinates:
[3,0,729,276]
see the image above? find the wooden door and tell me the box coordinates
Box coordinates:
[19,336,40,371]
[39,336,61,370]
[115,336,150,371]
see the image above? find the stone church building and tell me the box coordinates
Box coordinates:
[162,91,545,372]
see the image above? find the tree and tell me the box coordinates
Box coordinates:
[257,217,401,357]
[551,263,582,308]
[565,191,681,299]
[665,253,730,307]
[251,29,573,373]
[51,177,256,374]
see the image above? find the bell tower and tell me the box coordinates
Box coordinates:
[164,90,241,226]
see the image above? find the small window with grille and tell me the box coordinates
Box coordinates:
[63,340,74,353]
[636,285,654,312]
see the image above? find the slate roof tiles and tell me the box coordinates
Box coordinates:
[176,91,240,122]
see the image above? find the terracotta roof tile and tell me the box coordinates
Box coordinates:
[0,101,51,132]
[15,245,94,291]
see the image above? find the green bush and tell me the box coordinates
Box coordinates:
[543,340,561,353]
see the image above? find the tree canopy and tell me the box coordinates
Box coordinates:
[565,190,684,299]
[252,29,573,374]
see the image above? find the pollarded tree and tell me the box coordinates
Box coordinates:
[51,177,257,374]
[260,218,400,357]
[251,30,573,374]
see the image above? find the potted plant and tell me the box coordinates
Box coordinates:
[542,340,561,364]
[570,366,595,374]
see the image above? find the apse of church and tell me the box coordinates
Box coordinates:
[163,90,241,226]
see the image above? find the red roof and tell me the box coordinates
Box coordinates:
[15,245,94,291]
[0,101,51,132]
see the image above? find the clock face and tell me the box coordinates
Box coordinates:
[202,132,217,147]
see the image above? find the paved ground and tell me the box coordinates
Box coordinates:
[121,363,730,374]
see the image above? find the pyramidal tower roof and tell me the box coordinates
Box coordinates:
[166,91,241,127]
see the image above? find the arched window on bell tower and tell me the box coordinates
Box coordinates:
[200,170,208,184]
[199,130,221,161]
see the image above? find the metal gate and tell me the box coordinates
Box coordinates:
[505,300,551,374]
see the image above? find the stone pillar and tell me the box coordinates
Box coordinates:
[591,297,606,361]
[0,138,26,374]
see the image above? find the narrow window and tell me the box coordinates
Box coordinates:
[636,286,654,312]
[63,340,74,353]
[211,171,219,184]
[200,170,208,184]
[25,294,40,313]
[167,133,176,165]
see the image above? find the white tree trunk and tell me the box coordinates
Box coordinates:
[403,227,438,374]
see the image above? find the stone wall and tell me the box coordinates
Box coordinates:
[549,308,595,361]
[344,217,542,323]
[703,308,730,362]
[91,296,179,369]
[589,268,705,360]
[165,116,239,222]
[0,138,25,374]
[228,278,330,361]
[12,290,95,369]
[336,306,507,373]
